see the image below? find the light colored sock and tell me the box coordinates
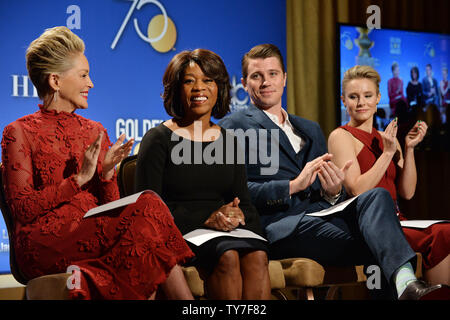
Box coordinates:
[393,262,417,297]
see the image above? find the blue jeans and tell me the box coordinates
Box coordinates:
[269,188,416,296]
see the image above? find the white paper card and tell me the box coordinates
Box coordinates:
[400,220,448,229]
[306,196,358,217]
[83,190,148,218]
[183,228,267,246]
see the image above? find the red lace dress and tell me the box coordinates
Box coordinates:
[341,125,450,270]
[1,105,193,299]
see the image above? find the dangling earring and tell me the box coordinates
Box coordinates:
[53,89,59,104]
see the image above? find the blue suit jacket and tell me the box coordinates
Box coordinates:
[219,105,346,243]
[421,76,440,106]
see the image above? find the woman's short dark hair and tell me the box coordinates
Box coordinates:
[410,66,419,80]
[162,49,231,119]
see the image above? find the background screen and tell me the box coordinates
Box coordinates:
[338,23,449,150]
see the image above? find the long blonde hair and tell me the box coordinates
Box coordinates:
[26,26,85,103]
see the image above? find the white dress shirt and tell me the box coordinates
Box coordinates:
[263,108,305,153]
[263,108,340,205]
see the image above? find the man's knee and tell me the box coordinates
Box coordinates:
[356,187,400,225]
[360,187,394,207]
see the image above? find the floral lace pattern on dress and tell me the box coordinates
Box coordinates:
[1,105,193,299]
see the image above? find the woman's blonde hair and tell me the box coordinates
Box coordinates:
[342,65,381,95]
[26,26,85,102]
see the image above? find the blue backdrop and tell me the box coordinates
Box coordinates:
[0,0,286,274]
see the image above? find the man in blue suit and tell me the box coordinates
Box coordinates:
[219,44,448,299]
[422,63,440,107]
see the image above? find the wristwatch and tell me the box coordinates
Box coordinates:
[321,188,341,205]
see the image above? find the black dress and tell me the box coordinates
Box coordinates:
[406,81,424,110]
[135,123,267,272]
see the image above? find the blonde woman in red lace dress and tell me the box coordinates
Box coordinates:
[1,26,194,299]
